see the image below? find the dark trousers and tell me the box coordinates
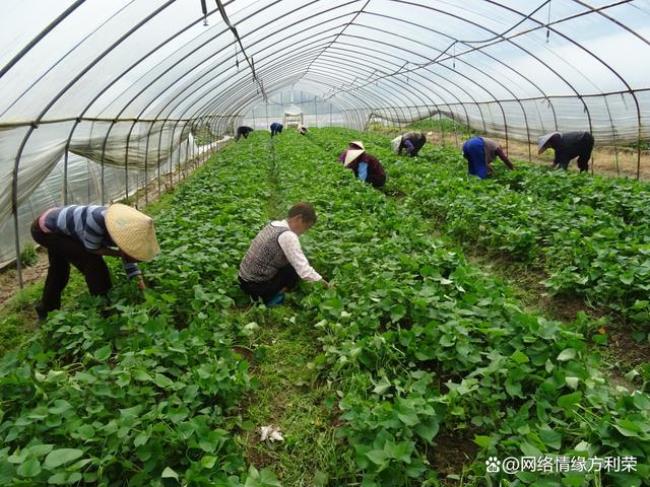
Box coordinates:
[576,133,594,172]
[239,265,299,303]
[368,173,387,188]
[31,220,111,312]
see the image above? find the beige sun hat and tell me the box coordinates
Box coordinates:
[538,132,560,154]
[105,203,160,261]
[344,141,366,166]
[344,149,365,166]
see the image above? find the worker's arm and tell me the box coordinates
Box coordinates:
[403,139,415,156]
[277,232,323,282]
[496,147,514,170]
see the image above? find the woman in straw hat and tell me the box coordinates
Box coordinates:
[538,131,594,172]
[31,203,159,320]
[338,141,387,188]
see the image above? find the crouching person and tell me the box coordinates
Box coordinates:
[239,203,327,306]
[31,203,160,320]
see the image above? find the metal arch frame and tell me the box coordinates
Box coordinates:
[325,0,640,146]
[69,2,354,208]
[326,2,603,134]
[202,50,438,123]
[508,0,646,176]
[9,0,178,288]
[4,0,650,285]
[189,51,440,132]
[88,1,359,119]
[353,11,565,155]
[205,30,474,133]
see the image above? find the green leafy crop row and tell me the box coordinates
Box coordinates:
[307,128,650,330]
[264,130,650,486]
[0,128,648,486]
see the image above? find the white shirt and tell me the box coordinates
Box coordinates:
[272,220,322,282]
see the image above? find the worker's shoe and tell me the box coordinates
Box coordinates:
[265,293,285,307]
[34,303,48,322]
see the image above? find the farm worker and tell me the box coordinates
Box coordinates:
[270,122,283,136]
[391,131,426,157]
[30,204,159,320]
[239,202,327,306]
[297,124,308,135]
[538,131,594,172]
[462,136,514,179]
[338,141,387,188]
[235,126,254,141]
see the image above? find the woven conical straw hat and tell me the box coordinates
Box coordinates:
[344,149,365,166]
[350,140,365,150]
[105,204,160,261]
[538,132,560,154]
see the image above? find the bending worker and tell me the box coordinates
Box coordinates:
[235,126,254,141]
[239,202,327,307]
[338,141,387,188]
[392,131,426,157]
[270,122,283,137]
[538,131,594,172]
[297,124,308,136]
[31,203,159,320]
[462,135,514,179]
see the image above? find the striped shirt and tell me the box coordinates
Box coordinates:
[42,205,141,278]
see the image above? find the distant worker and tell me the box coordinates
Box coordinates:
[235,126,254,141]
[462,136,514,179]
[270,122,283,136]
[297,124,308,136]
[538,131,594,172]
[391,131,427,157]
[239,202,328,306]
[339,141,387,188]
[31,204,159,320]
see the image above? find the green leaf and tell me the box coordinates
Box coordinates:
[557,391,582,409]
[44,449,83,469]
[473,435,491,448]
[161,466,179,481]
[94,345,111,361]
[539,428,562,450]
[620,272,634,285]
[26,444,54,457]
[511,350,529,364]
[414,420,439,443]
[133,370,153,382]
[557,348,576,362]
[47,473,68,485]
[154,373,174,389]
[366,449,388,466]
[384,441,412,463]
[614,419,642,438]
[17,458,41,478]
[200,455,217,469]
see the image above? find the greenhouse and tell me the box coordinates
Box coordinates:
[0,1,649,486]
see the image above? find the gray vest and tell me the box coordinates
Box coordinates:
[239,223,290,282]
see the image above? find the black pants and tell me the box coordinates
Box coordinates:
[31,220,111,312]
[368,173,387,188]
[239,265,299,303]
[576,133,594,172]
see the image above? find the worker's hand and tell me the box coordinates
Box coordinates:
[136,276,146,290]
[320,279,330,288]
